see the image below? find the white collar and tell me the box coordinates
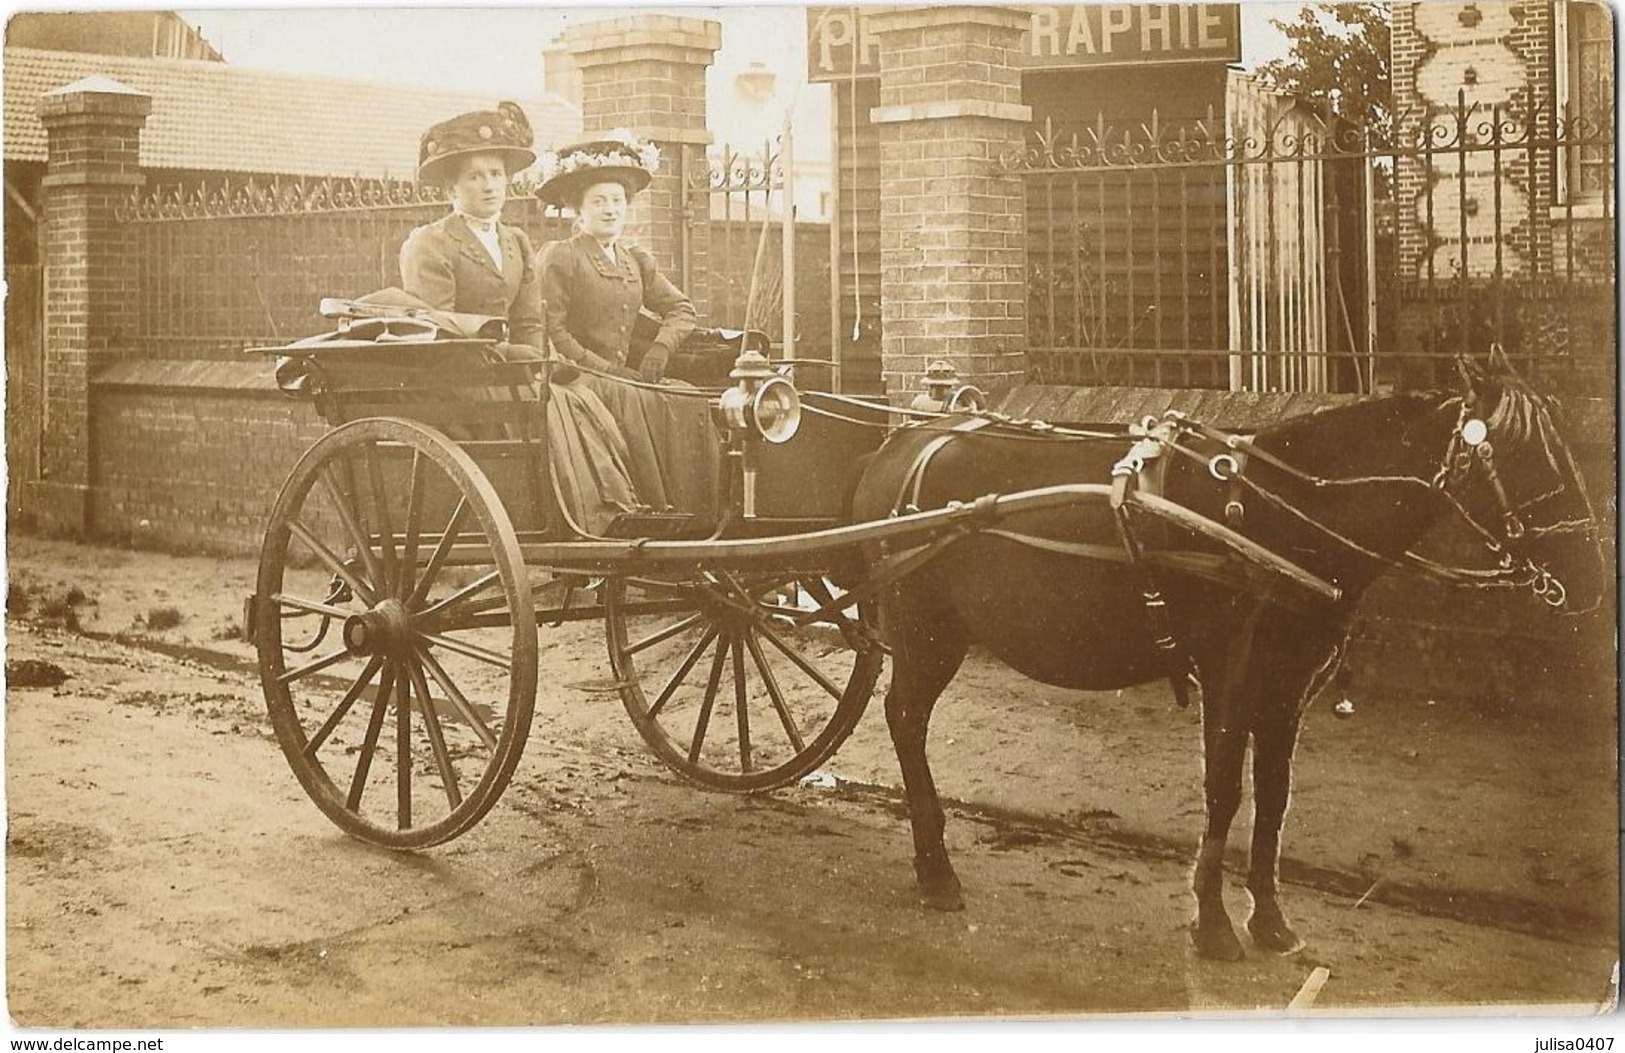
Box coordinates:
[454,206,501,234]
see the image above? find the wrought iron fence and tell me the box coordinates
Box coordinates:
[689,141,786,335]
[1003,89,1615,398]
[120,175,567,358]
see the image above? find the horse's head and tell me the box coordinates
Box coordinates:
[1443,346,1608,614]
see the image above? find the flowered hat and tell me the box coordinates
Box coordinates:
[535,129,661,208]
[417,101,536,186]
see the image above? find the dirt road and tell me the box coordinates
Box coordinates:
[4,536,1618,1026]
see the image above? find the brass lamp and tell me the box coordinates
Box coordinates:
[717,347,802,518]
[910,359,985,414]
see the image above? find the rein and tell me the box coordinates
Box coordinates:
[1162,405,1593,610]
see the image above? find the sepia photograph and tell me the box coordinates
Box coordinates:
[1,0,1617,1040]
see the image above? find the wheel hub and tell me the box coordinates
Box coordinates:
[342,598,413,656]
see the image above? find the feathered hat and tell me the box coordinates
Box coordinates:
[535,129,661,208]
[417,101,536,186]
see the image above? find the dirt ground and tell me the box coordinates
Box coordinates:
[3,533,1619,1028]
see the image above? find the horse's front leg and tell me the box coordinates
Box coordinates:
[1244,711,1306,953]
[1192,706,1249,961]
[882,594,969,911]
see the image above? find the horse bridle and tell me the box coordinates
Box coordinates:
[1145,391,1598,613]
[1422,392,1600,611]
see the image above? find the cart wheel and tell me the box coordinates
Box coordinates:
[253,418,537,848]
[603,570,881,792]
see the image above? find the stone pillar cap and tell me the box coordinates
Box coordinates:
[39,75,153,120]
[562,14,722,54]
[43,74,149,98]
[866,5,1030,34]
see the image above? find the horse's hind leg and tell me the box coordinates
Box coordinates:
[883,593,970,911]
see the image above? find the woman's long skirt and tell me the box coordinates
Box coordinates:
[543,377,722,536]
[577,376,722,515]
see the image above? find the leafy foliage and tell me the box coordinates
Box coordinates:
[1257,2,1392,139]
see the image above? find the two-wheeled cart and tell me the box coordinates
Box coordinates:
[248,310,1337,848]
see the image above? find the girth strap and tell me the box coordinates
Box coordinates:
[891,418,993,516]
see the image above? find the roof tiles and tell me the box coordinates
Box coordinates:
[4,46,581,179]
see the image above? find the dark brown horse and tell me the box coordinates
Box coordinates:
[848,351,1604,960]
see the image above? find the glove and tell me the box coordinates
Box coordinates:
[639,344,671,384]
[492,341,545,363]
[578,349,639,381]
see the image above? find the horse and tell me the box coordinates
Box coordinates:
[847,348,1605,960]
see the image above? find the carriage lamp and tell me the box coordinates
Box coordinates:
[910,360,986,414]
[719,347,801,444]
[719,347,802,519]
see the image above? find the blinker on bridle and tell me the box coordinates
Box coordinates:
[1430,396,1596,611]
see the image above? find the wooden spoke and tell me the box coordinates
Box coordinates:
[417,569,502,621]
[743,629,804,754]
[346,659,395,812]
[320,459,385,593]
[625,612,705,657]
[287,519,376,607]
[277,646,356,686]
[407,497,470,610]
[406,657,462,811]
[396,660,411,830]
[732,634,752,774]
[304,656,384,760]
[274,592,358,621]
[416,643,498,750]
[418,631,511,670]
[620,577,704,602]
[362,441,399,597]
[800,576,863,628]
[688,632,730,765]
[399,450,427,601]
[259,418,538,847]
[649,626,721,720]
[755,617,846,701]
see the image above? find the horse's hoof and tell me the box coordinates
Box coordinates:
[917,877,965,912]
[1247,915,1306,955]
[1191,920,1245,961]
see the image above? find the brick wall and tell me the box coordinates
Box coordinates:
[89,360,327,553]
[871,6,1032,401]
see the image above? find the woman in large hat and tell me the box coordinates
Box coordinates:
[535,131,717,516]
[401,102,643,535]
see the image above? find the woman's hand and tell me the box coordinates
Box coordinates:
[639,345,670,384]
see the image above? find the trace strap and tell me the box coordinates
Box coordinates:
[1109,423,1198,709]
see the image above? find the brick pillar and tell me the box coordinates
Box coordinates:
[870,6,1030,403]
[562,15,718,317]
[29,76,150,536]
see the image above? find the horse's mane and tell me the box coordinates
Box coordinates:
[1255,389,1459,443]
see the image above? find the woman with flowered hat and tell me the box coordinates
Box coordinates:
[401,102,643,534]
[535,130,718,516]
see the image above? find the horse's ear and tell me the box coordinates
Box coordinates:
[1455,352,1487,394]
[1487,342,1515,375]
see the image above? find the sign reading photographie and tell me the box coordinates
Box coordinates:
[807,4,1241,81]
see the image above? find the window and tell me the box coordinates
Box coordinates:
[1555,0,1614,205]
